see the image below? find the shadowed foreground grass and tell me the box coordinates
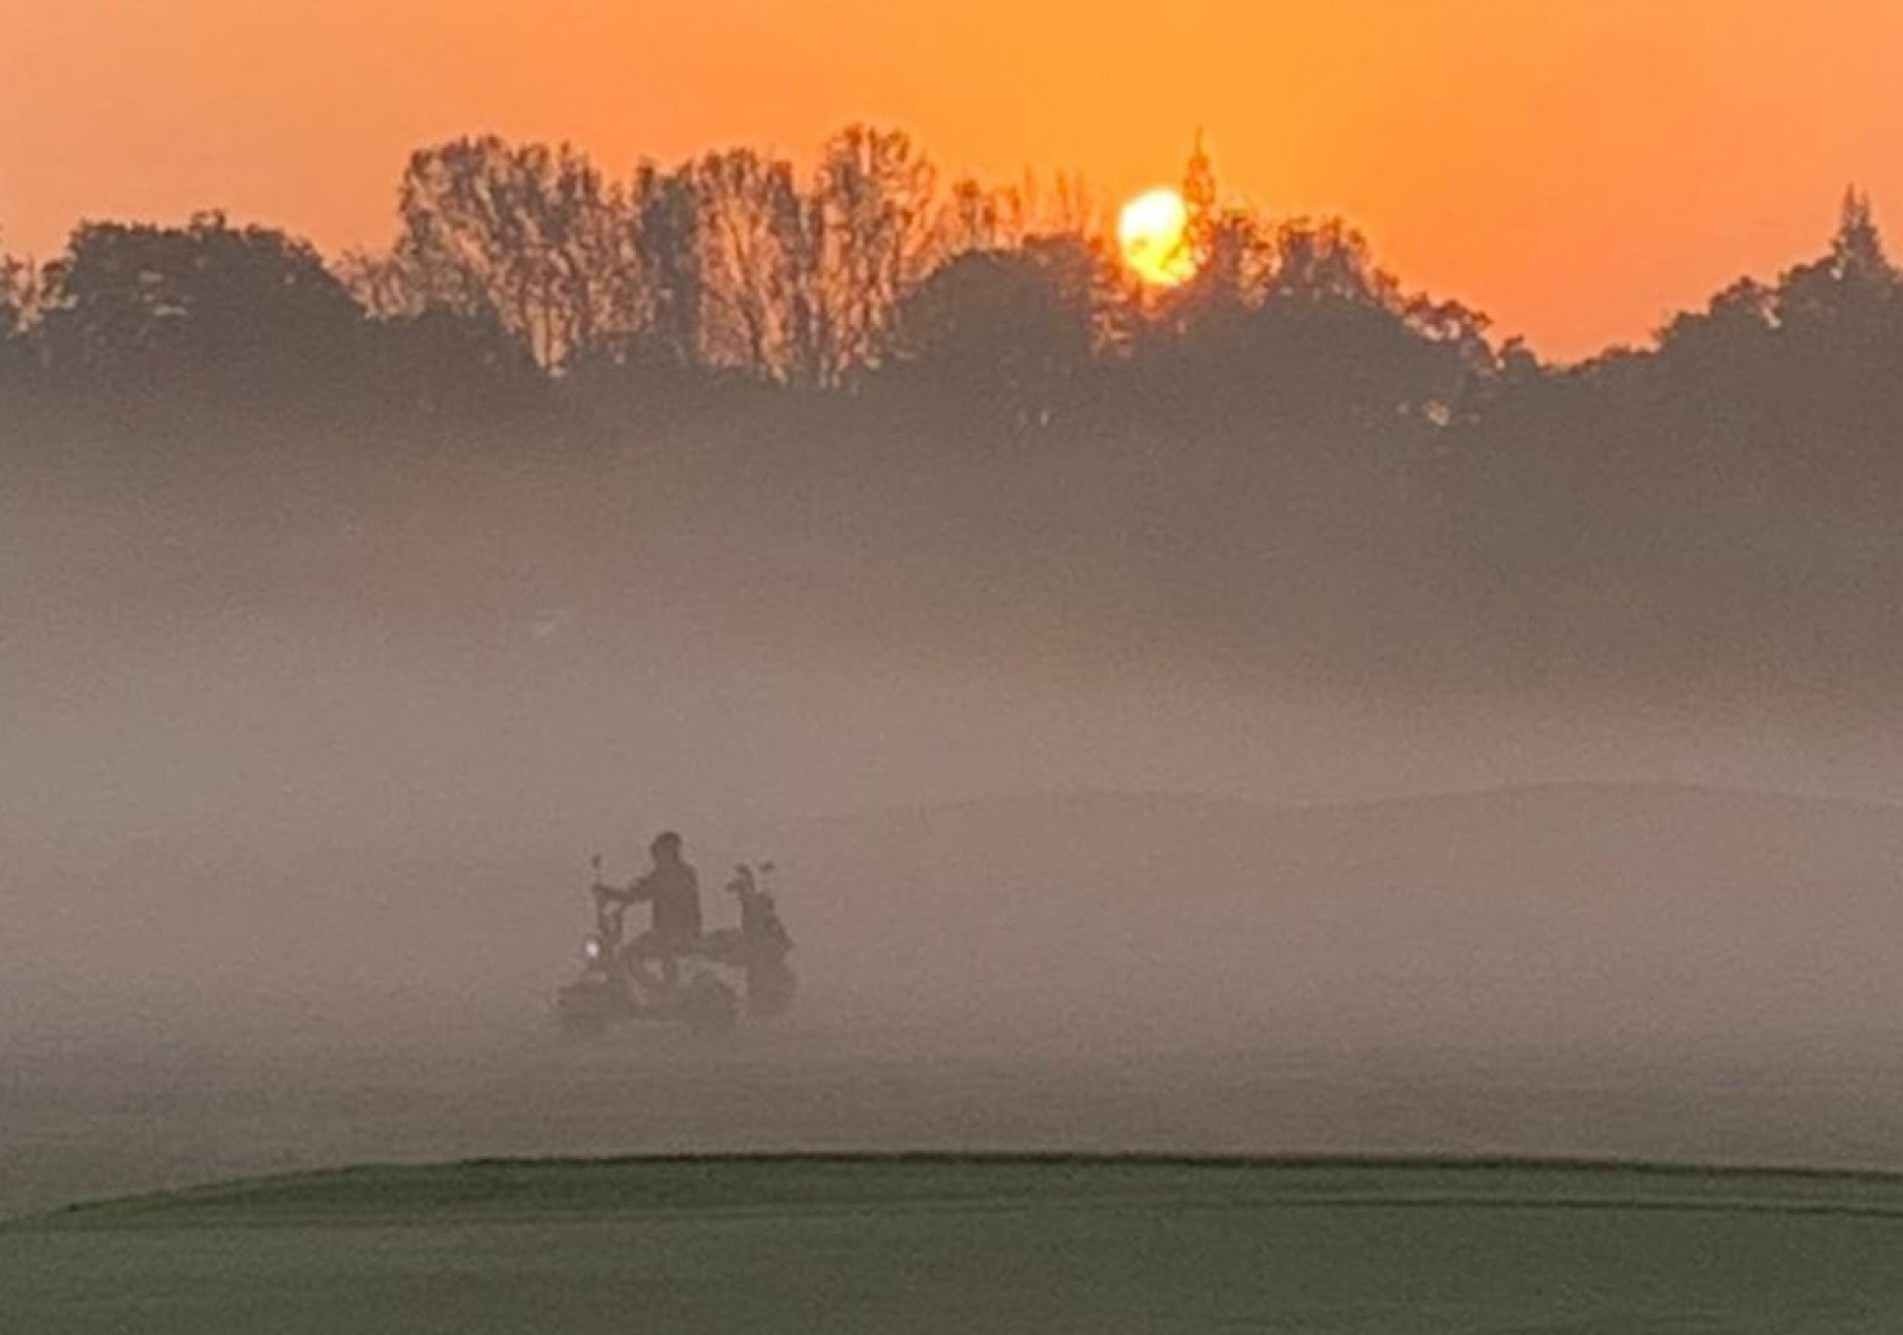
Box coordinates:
[6,1155,1903,1332]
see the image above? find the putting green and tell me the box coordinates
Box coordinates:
[6,1156,1903,1332]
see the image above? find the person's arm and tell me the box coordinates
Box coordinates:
[593,872,651,905]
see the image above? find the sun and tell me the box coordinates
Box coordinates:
[1118,188,1195,286]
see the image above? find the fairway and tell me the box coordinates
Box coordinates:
[6,1156,1903,1332]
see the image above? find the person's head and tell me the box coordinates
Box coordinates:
[650,830,684,863]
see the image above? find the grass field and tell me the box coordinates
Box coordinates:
[7,1155,1903,1332]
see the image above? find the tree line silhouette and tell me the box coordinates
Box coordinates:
[0,129,1508,415]
[5,129,1901,691]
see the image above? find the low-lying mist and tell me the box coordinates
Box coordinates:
[9,408,1903,1217]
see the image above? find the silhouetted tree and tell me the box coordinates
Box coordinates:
[805,125,938,385]
[1762,188,1903,508]
[0,243,34,399]
[1,248,24,341]
[621,161,709,375]
[1625,188,1903,514]
[931,171,1102,266]
[36,212,364,401]
[360,305,543,419]
[0,241,33,365]
[334,246,422,321]
[1773,189,1896,341]
[393,138,638,370]
[688,148,816,381]
[1123,209,1490,447]
[891,236,1103,427]
[935,178,1015,259]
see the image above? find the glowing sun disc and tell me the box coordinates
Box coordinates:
[1119,188,1194,286]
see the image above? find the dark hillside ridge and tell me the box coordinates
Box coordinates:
[19,1152,1903,1231]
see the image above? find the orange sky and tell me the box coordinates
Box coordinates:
[5,0,1901,359]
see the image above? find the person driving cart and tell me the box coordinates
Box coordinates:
[594,830,703,988]
[560,836,788,1036]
